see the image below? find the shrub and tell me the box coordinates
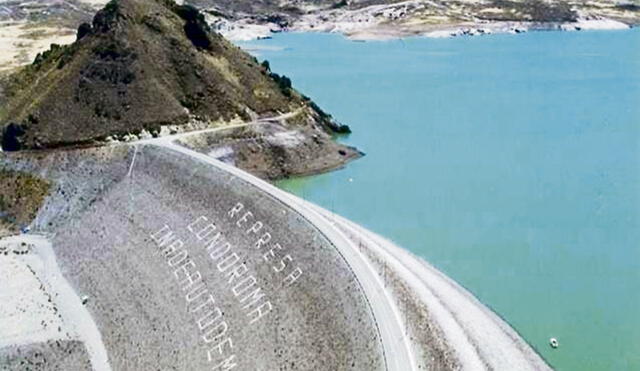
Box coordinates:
[2,123,26,151]
[77,22,92,40]
[175,4,212,50]
[269,72,292,96]
[332,0,349,9]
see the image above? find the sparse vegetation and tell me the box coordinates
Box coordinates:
[302,95,352,134]
[261,60,271,72]
[0,0,335,150]
[483,0,576,22]
[269,72,292,96]
[33,43,73,68]
[332,0,349,10]
[2,123,26,151]
[175,4,213,49]
[77,22,92,40]
[0,169,50,234]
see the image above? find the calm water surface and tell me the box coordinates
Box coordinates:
[242,29,640,370]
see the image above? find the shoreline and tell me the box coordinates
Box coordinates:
[215,17,634,42]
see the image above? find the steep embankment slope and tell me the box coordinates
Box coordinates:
[158,134,552,371]
[0,132,552,370]
[0,142,385,370]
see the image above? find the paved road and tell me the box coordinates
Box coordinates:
[147,124,550,370]
[136,110,303,146]
[311,207,552,370]
[153,140,419,371]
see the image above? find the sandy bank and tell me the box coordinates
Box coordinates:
[0,22,75,72]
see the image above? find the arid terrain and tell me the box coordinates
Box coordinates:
[0,0,633,369]
[202,0,640,40]
[2,0,638,72]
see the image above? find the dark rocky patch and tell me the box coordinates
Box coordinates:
[1,123,26,151]
[485,0,577,22]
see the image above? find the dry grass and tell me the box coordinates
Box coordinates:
[0,169,50,234]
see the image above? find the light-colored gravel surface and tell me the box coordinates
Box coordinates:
[0,235,110,371]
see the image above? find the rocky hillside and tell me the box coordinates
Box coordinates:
[197,0,640,24]
[1,0,637,71]
[0,0,351,152]
[200,0,640,39]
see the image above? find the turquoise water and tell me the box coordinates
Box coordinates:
[244,29,640,370]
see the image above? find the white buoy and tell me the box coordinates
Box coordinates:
[549,337,559,349]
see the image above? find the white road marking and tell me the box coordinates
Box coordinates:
[127,145,138,177]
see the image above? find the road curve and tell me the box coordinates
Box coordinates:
[310,207,552,370]
[153,138,551,370]
[154,140,418,371]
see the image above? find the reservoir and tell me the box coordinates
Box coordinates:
[243,29,640,370]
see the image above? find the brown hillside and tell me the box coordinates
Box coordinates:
[0,0,348,150]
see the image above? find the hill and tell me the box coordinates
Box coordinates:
[0,0,359,178]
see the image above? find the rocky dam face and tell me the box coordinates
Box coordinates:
[0,142,385,370]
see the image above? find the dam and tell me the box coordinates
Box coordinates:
[0,133,550,370]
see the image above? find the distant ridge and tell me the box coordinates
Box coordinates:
[0,0,347,151]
